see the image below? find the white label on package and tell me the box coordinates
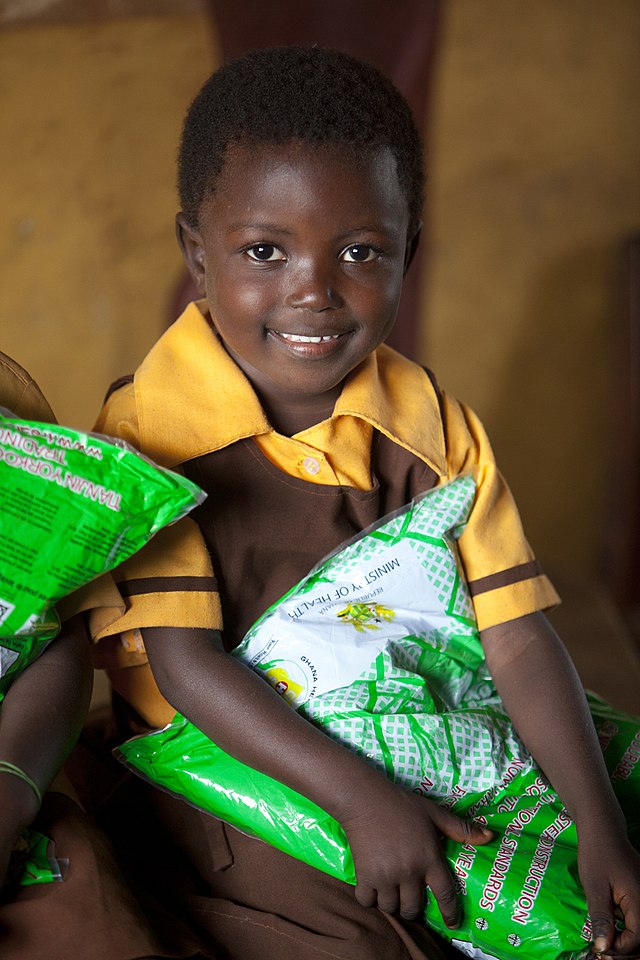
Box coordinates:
[0,597,15,626]
[237,538,452,706]
[0,644,19,678]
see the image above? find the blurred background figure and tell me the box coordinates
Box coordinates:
[0,0,639,710]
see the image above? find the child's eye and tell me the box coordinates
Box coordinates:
[340,244,379,263]
[245,244,286,262]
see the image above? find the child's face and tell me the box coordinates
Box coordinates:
[177,141,416,415]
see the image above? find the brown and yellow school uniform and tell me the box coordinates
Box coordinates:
[88,302,559,960]
[93,300,558,726]
[0,352,194,960]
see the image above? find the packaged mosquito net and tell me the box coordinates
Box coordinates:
[117,475,640,960]
[0,407,205,697]
[0,406,204,892]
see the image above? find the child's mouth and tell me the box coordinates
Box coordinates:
[277,333,342,344]
[269,330,348,357]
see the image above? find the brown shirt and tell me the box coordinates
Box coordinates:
[90,302,559,727]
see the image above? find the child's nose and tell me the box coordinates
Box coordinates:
[284,261,344,312]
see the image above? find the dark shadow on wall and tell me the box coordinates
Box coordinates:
[600,237,640,609]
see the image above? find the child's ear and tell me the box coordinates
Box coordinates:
[175,213,207,293]
[403,222,422,275]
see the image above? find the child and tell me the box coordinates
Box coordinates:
[0,351,194,960]
[92,48,640,960]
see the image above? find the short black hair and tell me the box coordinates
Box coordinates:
[178,46,424,234]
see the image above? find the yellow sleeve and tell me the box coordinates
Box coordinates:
[442,391,560,631]
[57,573,124,627]
[93,380,143,450]
[89,383,223,728]
[88,516,222,729]
[90,516,222,666]
[90,382,222,650]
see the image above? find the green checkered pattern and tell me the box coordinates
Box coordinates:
[245,476,538,796]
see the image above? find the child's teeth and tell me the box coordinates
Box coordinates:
[282,333,339,343]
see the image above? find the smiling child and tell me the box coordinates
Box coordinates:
[92,48,640,960]
[176,139,411,437]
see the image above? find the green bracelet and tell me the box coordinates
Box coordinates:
[0,761,43,807]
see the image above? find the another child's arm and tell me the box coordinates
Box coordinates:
[481,611,640,958]
[143,625,493,925]
[0,615,93,887]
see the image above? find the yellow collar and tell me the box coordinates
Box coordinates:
[135,301,446,477]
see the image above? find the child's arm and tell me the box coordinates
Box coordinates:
[143,625,493,925]
[481,611,640,958]
[0,616,93,887]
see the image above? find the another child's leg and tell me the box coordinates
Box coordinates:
[0,791,200,960]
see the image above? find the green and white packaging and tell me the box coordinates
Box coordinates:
[0,407,205,698]
[117,476,640,960]
[0,407,205,888]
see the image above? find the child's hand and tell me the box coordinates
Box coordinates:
[341,784,493,924]
[145,625,495,925]
[577,826,640,958]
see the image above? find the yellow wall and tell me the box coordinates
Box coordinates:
[1,3,639,580]
[423,1,640,577]
[0,12,216,426]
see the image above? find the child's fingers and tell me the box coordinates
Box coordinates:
[357,880,424,921]
[586,883,616,957]
[354,880,377,909]
[424,858,460,929]
[398,880,425,920]
[612,888,640,955]
[429,804,493,846]
[376,886,400,916]
[578,839,640,958]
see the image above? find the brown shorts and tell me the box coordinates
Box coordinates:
[0,791,197,960]
[95,770,463,960]
[71,702,464,960]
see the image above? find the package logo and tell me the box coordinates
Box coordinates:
[336,602,394,632]
[258,659,310,706]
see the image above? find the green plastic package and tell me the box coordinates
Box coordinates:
[0,407,204,889]
[0,407,205,697]
[117,476,640,960]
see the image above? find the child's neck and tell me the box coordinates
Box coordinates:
[213,325,342,436]
[254,381,341,437]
